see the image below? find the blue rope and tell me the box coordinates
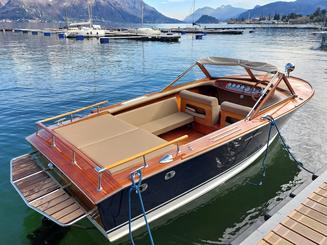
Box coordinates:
[248,118,274,186]
[248,115,315,186]
[128,169,155,245]
[264,115,315,175]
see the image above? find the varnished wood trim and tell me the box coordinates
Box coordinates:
[39,101,108,123]
[103,135,188,171]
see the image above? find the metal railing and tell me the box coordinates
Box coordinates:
[38,100,108,124]
[245,72,283,120]
[95,135,188,192]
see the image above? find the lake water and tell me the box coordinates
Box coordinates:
[0,28,326,245]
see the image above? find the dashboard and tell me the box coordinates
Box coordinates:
[215,81,263,96]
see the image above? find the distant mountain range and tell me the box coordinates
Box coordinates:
[239,0,327,19]
[184,5,246,22]
[196,15,219,24]
[0,0,181,23]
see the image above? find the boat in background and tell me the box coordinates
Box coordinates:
[134,2,181,41]
[65,22,106,38]
[64,1,106,38]
[10,57,314,242]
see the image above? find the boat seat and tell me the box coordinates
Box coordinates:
[116,97,194,136]
[180,90,220,126]
[54,113,175,173]
[141,112,194,136]
[220,101,252,127]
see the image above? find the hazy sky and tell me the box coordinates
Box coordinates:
[144,0,295,20]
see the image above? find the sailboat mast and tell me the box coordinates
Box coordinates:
[192,0,195,26]
[141,1,144,26]
[87,0,93,27]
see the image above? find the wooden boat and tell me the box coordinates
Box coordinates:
[10,57,314,242]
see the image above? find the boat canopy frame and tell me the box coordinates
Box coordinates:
[162,57,297,120]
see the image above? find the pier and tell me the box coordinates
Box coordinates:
[237,169,327,244]
[1,28,181,42]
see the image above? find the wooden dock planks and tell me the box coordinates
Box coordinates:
[257,181,327,245]
[11,154,87,226]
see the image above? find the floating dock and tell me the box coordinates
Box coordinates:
[238,169,327,244]
[1,28,180,42]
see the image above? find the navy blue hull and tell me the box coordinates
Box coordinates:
[98,115,290,232]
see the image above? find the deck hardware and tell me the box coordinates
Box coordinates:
[216,158,223,168]
[72,151,77,165]
[95,166,105,192]
[188,145,193,151]
[51,135,56,148]
[36,125,39,136]
[160,154,174,164]
[176,142,181,155]
[48,162,54,170]
[139,183,148,192]
[285,63,295,77]
[55,118,66,125]
[165,170,176,180]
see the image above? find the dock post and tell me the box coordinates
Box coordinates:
[99,37,109,44]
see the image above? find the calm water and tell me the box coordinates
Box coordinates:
[0,28,327,245]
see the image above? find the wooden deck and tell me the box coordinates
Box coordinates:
[241,170,327,245]
[10,154,88,226]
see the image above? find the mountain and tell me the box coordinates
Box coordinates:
[196,15,219,24]
[0,0,181,23]
[238,0,327,19]
[184,5,246,22]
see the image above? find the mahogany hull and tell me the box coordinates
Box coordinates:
[97,113,291,235]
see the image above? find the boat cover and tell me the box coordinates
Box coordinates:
[197,57,278,73]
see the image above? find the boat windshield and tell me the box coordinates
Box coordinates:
[162,57,278,91]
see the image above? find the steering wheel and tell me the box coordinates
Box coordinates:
[251,82,262,101]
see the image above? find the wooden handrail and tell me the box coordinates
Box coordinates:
[104,135,188,171]
[39,100,108,123]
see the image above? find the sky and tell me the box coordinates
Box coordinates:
[144,0,295,20]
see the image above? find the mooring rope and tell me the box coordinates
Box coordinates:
[249,115,316,186]
[128,169,155,245]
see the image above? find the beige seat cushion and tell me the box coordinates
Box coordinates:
[80,128,174,173]
[180,90,220,126]
[221,101,251,116]
[55,113,175,173]
[54,113,136,148]
[179,90,219,107]
[140,112,194,136]
[116,97,179,126]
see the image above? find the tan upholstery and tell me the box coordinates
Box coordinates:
[221,101,252,117]
[180,90,218,106]
[140,112,193,136]
[220,101,251,127]
[54,113,136,148]
[116,97,179,126]
[80,128,174,173]
[54,113,175,173]
[180,90,220,126]
[117,97,194,135]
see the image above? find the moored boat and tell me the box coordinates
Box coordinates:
[10,57,314,242]
[65,22,106,38]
